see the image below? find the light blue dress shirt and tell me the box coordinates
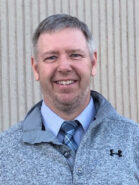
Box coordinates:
[41,97,96,147]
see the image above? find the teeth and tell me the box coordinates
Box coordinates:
[57,80,74,85]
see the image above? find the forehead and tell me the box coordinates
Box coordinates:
[37,28,89,52]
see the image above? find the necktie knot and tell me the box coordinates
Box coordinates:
[61,120,78,134]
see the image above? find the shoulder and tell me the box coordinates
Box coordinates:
[108,112,139,129]
[105,113,139,143]
[0,122,23,151]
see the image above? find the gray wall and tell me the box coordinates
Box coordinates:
[0,0,139,132]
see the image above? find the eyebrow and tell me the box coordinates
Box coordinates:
[42,51,59,55]
[67,49,85,53]
[41,49,86,58]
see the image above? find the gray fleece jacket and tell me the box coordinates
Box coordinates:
[0,91,139,185]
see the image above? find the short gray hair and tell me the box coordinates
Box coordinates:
[32,14,95,59]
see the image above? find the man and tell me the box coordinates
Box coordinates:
[0,14,138,185]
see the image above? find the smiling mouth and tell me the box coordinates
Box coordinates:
[56,80,76,85]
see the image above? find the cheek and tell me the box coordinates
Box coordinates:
[39,67,54,85]
[78,63,92,77]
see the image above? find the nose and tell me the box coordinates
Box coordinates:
[57,56,72,73]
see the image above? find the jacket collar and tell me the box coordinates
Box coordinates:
[22,101,61,145]
[22,91,116,144]
[91,91,116,121]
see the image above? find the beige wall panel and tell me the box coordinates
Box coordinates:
[61,0,69,13]
[135,0,139,122]
[8,0,18,125]
[47,0,55,15]
[120,0,130,119]
[91,0,101,92]
[77,0,85,21]
[106,0,116,108]
[31,1,42,103]
[24,0,34,110]
[127,0,138,120]
[0,0,138,132]
[84,0,92,29]
[99,0,109,98]
[114,0,123,113]
[0,0,10,131]
[54,0,62,14]
[69,0,77,16]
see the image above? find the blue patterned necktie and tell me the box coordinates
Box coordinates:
[60,120,79,152]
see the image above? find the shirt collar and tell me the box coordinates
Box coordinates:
[41,97,96,137]
[76,97,96,132]
[41,102,64,136]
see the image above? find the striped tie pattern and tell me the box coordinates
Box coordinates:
[60,120,79,152]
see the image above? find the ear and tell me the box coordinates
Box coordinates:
[31,56,40,81]
[91,51,97,77]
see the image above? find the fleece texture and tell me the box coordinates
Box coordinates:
[0,91,139,185]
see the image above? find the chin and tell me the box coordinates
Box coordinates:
[57,94,77,103]
[58,98,74,105]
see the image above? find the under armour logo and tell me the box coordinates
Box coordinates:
[110,149,122,157]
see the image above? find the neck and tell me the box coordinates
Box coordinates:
[44,97,90,120]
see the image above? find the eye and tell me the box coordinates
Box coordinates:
[43,56,57,63]
[70,53,83,59]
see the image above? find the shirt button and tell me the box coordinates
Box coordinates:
[64,151,70,158]
[77,168,83,176]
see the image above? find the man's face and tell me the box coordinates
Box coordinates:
[32,28,97,118]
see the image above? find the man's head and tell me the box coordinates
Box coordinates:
[32,14,95,59]
[31,14,97,120]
